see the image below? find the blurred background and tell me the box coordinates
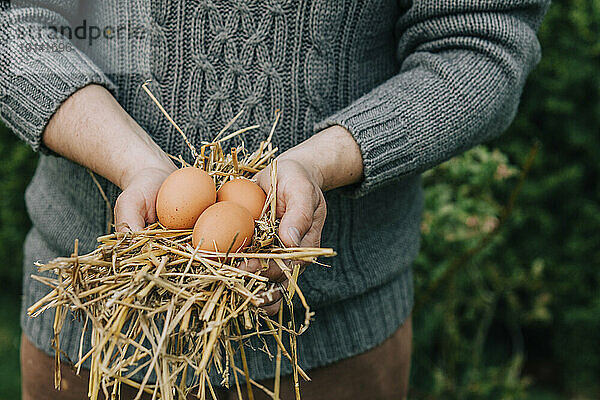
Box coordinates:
[0,1,598,399]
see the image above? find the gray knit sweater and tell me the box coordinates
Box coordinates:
[1,0,548,384]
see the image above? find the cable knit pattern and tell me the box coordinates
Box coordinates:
[180,0,288,151]
[1,0,549,384]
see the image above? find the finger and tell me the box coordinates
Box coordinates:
[238,259,262,274]
[299,198,326,249]
[278,180,320,247]
[263,298,283,316]
[266,259,296,282]
[259,285,283,307]
[252,167,282,219]
[240,258,290,283]
[114,191,146,232]
[253,167,271,194]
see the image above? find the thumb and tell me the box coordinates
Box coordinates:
[114,191,147,232]
[278,182,317,248]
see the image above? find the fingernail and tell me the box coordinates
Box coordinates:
[288,227,301,246]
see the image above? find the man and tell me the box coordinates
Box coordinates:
[0,0,549,398]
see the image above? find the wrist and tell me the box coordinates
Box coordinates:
[44,84,176,190]
[117,137,176,189]
[280,125,363,191]
[277,147,325,190]
[320,125,363,190]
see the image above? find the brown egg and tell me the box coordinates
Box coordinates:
[192,201,254,253]
[156,167,216,229]
[217,178,266,220]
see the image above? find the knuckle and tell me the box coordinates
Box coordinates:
[300,180,316,196]
[319,197,327,217]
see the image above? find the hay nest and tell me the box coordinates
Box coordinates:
[27,83,335,400]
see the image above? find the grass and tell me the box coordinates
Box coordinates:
[0,284,21,400]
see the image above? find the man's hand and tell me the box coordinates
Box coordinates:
[241,125,364,315]
[114,166,176,232]
[242,158,327,315]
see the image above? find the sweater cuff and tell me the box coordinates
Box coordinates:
[315,94,412,198]
[0,25,116,153]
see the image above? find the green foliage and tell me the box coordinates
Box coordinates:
[0,289,22,400]
[0,125,37,285]
[499,0,600,395]
[0,0,597,398]
[413,146,553,399]
[411,0,600,398]
[0,122,35,399]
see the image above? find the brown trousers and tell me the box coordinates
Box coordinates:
[21,317,411,400]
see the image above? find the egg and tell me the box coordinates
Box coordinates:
[217,178,266,220]
[192,201,254,253]
[156,167,216,229]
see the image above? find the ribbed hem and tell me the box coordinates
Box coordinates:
[0,7,116,152]
[21,228,69,357]
[314,94,410,199]
[236,268,414,383]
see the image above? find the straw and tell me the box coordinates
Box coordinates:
[29,90,335,399]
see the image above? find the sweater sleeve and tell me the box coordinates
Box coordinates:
[0,2,116,152]
[315,0,550,197]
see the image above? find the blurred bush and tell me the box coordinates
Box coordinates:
[412,0,600,398]
[0,0,598,398]
[0,126,37,286]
